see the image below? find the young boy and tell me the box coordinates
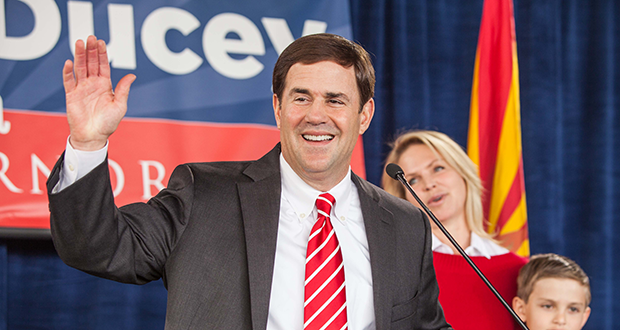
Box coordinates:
[512,253,591,330]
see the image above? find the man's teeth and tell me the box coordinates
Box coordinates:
[303,135,334,141]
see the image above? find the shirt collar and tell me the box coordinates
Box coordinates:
[280,154,352,222]
[431,231,507,259]
[468,232,492,258]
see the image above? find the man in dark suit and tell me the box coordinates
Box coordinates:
[47,33,451,329]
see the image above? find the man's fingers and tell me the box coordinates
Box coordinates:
[86,35,99,77]
[74,39,87,82]
[63,60,76,93]
[114,74,137,106]
[98,40,111,79]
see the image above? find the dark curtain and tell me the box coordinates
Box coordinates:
[0,239,167,329]
[1,0,618,329]
[353,0,619,329]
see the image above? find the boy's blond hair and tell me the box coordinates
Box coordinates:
[517,253,591,305]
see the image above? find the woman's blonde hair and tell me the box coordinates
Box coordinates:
[381,130,494,240]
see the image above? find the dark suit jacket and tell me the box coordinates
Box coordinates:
[47,143,451,330]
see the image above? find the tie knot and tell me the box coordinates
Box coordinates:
[316,193,335,216]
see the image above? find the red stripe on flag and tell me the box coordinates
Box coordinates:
[494,158,525,230]
[475,0,514,214]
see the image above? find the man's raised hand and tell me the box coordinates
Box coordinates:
[63,35,136,151]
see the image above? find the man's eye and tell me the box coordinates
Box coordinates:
[540,304,553,309]
[569,307,581,313]
[408,178,418,185]
[329,99,344,105]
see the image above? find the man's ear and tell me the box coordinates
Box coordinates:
[358,98,375,134]
[273,94,281,129]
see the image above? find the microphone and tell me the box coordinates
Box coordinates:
[386,163,529,330]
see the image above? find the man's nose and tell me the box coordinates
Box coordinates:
[305,101,328,123]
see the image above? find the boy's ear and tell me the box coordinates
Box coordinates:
[512,296,527,323]
[580,306,591,329]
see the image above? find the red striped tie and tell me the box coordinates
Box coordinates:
[304,193,347,330]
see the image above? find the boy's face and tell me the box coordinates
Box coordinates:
[512,278,591,330]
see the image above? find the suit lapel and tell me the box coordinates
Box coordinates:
[353,174,396,330]
[236,149,397,330]
[237,144,282,330]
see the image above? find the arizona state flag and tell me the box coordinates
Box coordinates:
[467,0,529,256]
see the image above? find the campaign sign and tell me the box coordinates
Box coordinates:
[0,0,364,235]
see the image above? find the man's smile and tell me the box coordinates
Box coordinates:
[302,134,335,142]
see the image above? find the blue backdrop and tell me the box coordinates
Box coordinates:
[1,0,618,329]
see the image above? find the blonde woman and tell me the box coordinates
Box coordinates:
[382,130,526,330]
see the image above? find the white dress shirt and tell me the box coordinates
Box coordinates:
[431,232,509,258]
[55,140,376,330]
[267,154,374,330]
[53,138,108,193]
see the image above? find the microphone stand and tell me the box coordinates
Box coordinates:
[386,163,529,330]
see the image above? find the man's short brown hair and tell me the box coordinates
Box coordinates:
[517,253,591,305]
[272,33,375,112]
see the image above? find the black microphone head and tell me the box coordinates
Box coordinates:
[386,163,404,180]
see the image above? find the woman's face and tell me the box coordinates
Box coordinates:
[397,144,468,226]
